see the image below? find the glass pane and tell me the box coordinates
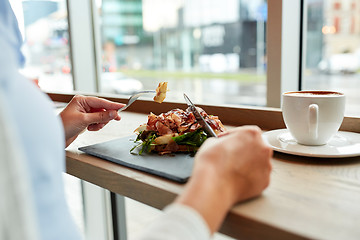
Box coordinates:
[12,0,73,92]
[303,0,360,117]
[97,0,267,107]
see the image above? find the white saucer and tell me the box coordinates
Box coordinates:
[262,129,360,158]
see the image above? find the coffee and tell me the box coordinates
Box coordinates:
[284,91,343,97]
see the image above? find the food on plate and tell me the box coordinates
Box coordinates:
[131,107,226,155]
[153,82,168,103]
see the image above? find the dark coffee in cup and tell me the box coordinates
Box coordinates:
[284,91,343,97]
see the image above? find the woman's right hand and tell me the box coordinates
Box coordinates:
[176,126,273,234]
[197,126,273,204]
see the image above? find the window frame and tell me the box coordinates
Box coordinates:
[267,0,303,107]
[67,0,99,92]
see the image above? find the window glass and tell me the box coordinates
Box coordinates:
[303,0,360,117]
[12,0,73,92]
[98,0,267,107]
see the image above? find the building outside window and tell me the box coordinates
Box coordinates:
[98,0,268,107]
[13,0,73,92]
[13,0,360,117]
[303,0,360,117]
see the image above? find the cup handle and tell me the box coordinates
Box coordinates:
[308,104,319,140]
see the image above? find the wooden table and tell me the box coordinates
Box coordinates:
[65,110,360,240]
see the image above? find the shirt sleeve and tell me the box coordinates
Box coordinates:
[132,203,211,240]
[0,88,39,240]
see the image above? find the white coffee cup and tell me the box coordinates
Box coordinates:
[282,91,345,145]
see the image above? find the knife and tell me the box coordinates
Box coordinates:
[183,93,218,138]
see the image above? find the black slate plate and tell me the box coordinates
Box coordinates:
[78,135,194,183]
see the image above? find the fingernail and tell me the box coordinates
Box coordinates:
[109,111,116,119]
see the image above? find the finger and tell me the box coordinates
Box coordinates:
[217,126,245,137]
[114,114,121,121]
[84,110,119,125]
[217,131,230,137]
[218,125,262,137]
[85,96,126,110]
[88,123,106,131]
[90,107,122,121]
[89,108,106,113]
[216,128,240,138]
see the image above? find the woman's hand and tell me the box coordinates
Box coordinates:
[176,126,273,234]
[60,95,125,147]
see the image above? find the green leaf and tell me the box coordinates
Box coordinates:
[131,131,157,155]
[172,129,208,147]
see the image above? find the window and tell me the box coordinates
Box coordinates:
[334,16,340,33]
[302,0,360,117]
[96,0,268,107]
[11,0,73,92]
[334,2,341,10]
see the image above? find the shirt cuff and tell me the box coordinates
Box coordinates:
[163,203,211,239]
[133,203,211,240]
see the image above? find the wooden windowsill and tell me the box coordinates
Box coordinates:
[48,91,360,133]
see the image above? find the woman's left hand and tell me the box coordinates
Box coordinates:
[60,95,125,147]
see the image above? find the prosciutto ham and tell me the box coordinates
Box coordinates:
[132,108,226,155]
[145,108,225,135]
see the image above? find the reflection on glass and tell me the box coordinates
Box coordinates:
[303,0,360,117]
[12,0,73,92]
[98,0,267,107]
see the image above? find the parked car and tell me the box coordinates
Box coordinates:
[318,53,360,74]
[100,72,143,95]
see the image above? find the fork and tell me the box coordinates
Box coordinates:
[118,90,156,112]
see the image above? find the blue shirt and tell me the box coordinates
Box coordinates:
[0,1,81,239]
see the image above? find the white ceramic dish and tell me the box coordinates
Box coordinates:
[262,129,360,158]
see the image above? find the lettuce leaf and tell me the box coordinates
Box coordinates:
[130,131,157,155]
[172,129,208,147]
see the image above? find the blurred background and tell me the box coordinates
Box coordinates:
[13,0,360,116]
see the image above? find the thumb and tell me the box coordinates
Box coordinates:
[84,110,118,125]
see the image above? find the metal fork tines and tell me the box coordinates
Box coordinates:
[118,90,156,112]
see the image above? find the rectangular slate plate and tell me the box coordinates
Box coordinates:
[78,135,195,183]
